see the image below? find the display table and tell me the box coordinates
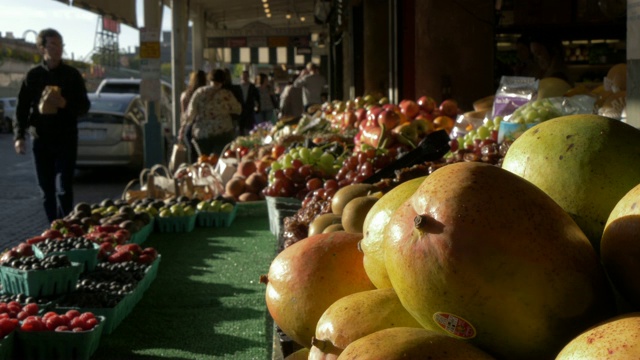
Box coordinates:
[91,215,277,360]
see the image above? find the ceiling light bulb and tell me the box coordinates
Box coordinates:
[263,3,269,8]
[300,16,305,21]
[266,13,272,18]
[265,8,270,13]
[262,0,267,2]
[286,13,291,19]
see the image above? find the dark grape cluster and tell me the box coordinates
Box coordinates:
[56,290,125,308]
[94,261,149,282]
[334,148,398,187]
[35,237,95,255]
[0,293,56,307]
[3,255,71,271]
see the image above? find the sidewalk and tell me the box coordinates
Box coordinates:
[0,134,130,251]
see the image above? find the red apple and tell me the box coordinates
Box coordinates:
[342,110,358,129]
[355,108,367,123]
[417,96,437,113]
[382,103,399,112]
[439,99,459,118]
[399,99,420,119]
[377,109,401,129]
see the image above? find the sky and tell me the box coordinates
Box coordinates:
[0,0,173,62]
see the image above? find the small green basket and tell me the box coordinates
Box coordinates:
[0,331,14,360]
[0,262,82,297]
[196,206,237,228]
[236,200,268,217]
[155,214,197,233]
[14,316,105,360]
[129,218,155,245]
[33,244,99,273]
[138,255,161,293]
[56,290,137,336]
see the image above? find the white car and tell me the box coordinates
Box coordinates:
[0,97,17,133]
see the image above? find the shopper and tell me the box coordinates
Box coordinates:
[294,62,326,112]
[179,70,207,162]
[278,77,304,118]
[13,28,91,223]
[183,69,241,157]
[237,70,260,135]
[529,36,570,82]
[513,35,541,78]
[255,73,277,124]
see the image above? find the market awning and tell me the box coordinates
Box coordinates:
[52,0,138,29]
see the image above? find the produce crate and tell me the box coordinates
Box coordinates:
[56,291,136,336]
[33,244,99,273]
[266,196,302,237]
[0,332,14,360]
[137,255,161,293]
[155,214,197,233]
[236,200,268,217]
[129,218,155,245]
[196,206,238,228]
[0,262,82,297]
[14,316,105,360]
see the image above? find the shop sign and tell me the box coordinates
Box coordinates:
[225,37,247,48]
[247,37,268,47]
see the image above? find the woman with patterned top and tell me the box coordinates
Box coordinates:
[183,69,241,157]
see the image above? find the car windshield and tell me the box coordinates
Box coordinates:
[78,113,124,124]
[100,83,140,94]
[90,99,131,113]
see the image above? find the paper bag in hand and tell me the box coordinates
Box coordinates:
[38,86,61,115]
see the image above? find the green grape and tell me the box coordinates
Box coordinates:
[537,107,550,120]
[289,148,299,160]
[271,161,282,171]
[298,147,311,164]
[320,153,335,167]
[477,125,490,140]
[467,129,477,140]
[464,139,474,149]
[282,154,293,168]
[484,119,495,130]
[310,147,323,162]
[511,115,525,124]
[524,109,540,123]
[530,100,543,108]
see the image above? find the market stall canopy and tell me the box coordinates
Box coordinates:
[53,0,138,29]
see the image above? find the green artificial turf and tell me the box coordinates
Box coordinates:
[92,215,277,360]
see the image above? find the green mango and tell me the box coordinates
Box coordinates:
[502,114,640,251]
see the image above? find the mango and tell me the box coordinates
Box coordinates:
[262,232,375,348]
[384,162,615,360]
[556,313,640,359]
[601,183,640,310]
[360,176,426,288]
[337,327,496,360]
[502,114,640,250]
[309,288,423,359]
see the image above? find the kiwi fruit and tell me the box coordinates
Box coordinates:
[322,223,345,233]
[341,195,379,234]
[331,183,375,215]
[308,213,343,237]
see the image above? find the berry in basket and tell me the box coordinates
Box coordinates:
[35,237,96,255]
[3,255,72,271]
[22,311,100,332]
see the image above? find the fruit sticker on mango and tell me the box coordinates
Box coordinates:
[433,312,476,339]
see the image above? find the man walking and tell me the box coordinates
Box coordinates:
[14,28,91,223]
[294,62,326,112]
[238,70,260,135]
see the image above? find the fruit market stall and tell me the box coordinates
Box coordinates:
[0,64,638,359]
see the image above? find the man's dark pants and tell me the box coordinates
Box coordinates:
[32,135,77,223]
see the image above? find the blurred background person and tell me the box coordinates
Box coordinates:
[530,36,570,82]
[182,69,241,157]
[222,68,243,136]
[278,76,304,118]
[179,70,207,162]
[512,35,540,78]
[238,70,260,135]
[294,62,326,112]
[255,73,277,124]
